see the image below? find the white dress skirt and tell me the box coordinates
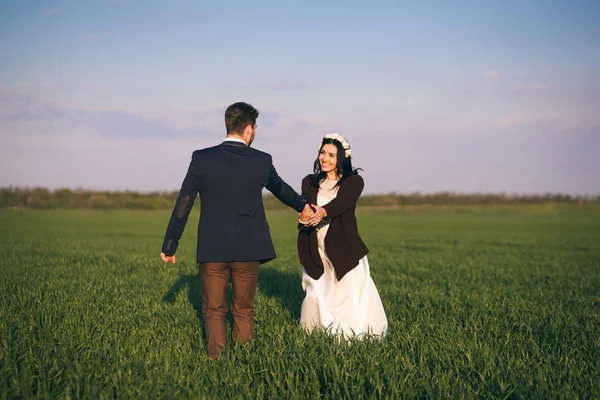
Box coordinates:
[299,181,388,339]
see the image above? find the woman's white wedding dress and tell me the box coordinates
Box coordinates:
[300,180,388,339]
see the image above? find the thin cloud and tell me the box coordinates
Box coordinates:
[486,69,499,79]
[498,114,597,132]
[500,115,565,129]
[465,69,500,95]
[47,8,58,15]
[511,83,550,94]
[501,116,527,127]
[221,82,307,92]
[255,109,323,138]
[0,84,321,141]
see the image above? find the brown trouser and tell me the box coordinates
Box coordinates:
[199,261,260,359]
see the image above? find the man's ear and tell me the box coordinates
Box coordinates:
[243,124,253,137]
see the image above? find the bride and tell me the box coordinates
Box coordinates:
[297,133,388,339]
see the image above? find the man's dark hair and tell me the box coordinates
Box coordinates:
[225,102,259,134]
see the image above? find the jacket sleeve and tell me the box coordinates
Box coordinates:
[266,157,308,213]
[161,153,200,256]
[297,175,315,233]
[322,175,364,219]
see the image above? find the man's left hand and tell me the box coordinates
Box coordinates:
[161,252,176,264]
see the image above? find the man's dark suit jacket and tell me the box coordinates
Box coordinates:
[162,140,307,264]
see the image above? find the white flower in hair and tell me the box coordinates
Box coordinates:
[320,133,352,157]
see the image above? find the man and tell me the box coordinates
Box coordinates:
[160,102,316,359]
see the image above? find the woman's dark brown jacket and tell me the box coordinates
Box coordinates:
[297,174,369,281]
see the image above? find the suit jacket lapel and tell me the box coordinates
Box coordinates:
[308,183,318,205]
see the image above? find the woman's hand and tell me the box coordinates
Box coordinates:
[308,205,327,226]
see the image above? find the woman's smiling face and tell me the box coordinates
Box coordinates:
[319,143,338,175]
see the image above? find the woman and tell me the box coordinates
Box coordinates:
[297,133,388,339]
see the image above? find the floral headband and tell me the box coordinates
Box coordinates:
[320,133,351,157]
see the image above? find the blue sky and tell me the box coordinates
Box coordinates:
[1,0,599,194]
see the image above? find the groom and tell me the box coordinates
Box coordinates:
[160,102,314,359]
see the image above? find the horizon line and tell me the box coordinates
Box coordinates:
[1,186,599,198]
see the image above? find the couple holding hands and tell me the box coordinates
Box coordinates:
[160,102,387,359]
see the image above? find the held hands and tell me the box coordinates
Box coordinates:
[160,252,176,264]
[299,203,327,227]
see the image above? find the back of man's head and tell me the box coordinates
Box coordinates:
[225,102,259,135]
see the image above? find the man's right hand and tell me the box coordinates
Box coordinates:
[299,203,314,224]
[160,252,176,264]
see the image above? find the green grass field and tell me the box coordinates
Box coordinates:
[1,206,599,399]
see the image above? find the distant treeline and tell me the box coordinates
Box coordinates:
[1,187,598,210]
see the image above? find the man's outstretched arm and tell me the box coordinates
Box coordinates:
[161,153,200,262]
[265,161,308,212]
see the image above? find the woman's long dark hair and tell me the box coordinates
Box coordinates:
[311,137,361,189]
